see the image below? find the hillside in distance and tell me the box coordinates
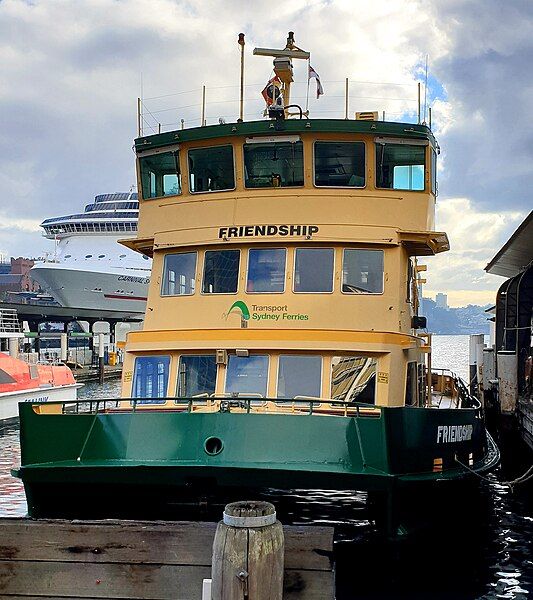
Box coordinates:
[420,298,491,335]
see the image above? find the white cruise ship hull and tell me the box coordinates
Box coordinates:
[30,262,149,313]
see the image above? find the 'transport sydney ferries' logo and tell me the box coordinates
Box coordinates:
[223,301,309,326]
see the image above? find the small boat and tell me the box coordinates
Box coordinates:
[13,33,499,532]
[0,308,81,423]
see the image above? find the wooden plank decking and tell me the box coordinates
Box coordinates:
[0,518,334,599]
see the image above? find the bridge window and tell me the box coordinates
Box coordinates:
[331,355,377,403]
[177,354,217,398]
[247,248,286,293]
[376,143,425,191]
[202,250,240,294]
[139,151,181,199]
[132,355,170,403]
[277,355,322,399]
[162,252,197,296]
[225,354,268,397]
[314,141,365,187]
[189,145,235,192]
[243,140,303,188]
[342,249,384,294]
[294,248,334,293]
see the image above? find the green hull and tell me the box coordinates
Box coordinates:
[14,402,499,519]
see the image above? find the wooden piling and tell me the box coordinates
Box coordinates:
[212,501,284,600]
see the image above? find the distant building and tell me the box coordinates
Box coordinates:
[0,257,41,295]
[435,292,448,309]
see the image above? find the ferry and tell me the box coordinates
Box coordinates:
[14,34,499,530]
[29,191,151,313]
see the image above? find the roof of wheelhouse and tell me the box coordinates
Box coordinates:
[135,118,436,152]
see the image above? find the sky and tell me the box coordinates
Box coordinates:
[0,0,531,307]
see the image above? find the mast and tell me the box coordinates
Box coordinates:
[253,31,310,116]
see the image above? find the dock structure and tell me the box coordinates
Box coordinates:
[482,210,533,452]
[0,517,334,599]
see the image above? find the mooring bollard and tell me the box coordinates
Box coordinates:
[211,500,284,600]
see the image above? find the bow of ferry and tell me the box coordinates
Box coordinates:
[14,35,499,527]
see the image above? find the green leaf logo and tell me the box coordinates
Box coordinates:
[226,300,250,320]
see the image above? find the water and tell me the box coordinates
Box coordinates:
[0,336,531,598]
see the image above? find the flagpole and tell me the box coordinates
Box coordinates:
[305,58,310,113]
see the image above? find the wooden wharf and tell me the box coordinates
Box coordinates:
[0,516,334,599]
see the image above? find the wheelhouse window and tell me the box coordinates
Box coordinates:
[139,151,181,199]
[225,354,268,397]
[294,248,334,293]
[188,145,235,192]
[277,355,322,399]
[243,140,303,188]
[314,141,365,187]
[331,355,377,403]
[431,149,437,194]
[132,355,170,403]
[247,248,286,293]
[202,250,240,294]
[342,249,384,294]
[375,143,425,191]
[177,355,217,398]
[161,252,197,296]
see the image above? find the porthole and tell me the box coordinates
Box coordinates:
[85,254,93,259]
[204,436,224,456]
[119,254,127,259]
[98,254,105,259]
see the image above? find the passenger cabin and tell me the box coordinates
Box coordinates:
[120,119,449,409]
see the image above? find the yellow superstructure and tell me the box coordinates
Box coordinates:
[120,118,448,409]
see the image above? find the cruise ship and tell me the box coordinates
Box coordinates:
[30,192,151,313]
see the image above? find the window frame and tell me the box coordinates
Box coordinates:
[340,248,385,296]
[160,251,198,297]
[175,353,217,401]
[312,140,367,189]
[292,247,335,295]
[201,248,241,296]
[246,247,287,294]
[276,354,323,400]
[138,146,182,201]
[243,139,305,189]
[374,138,428,193]
[223,353,271,399]
[131,354,171,404]
[187,144,236,194]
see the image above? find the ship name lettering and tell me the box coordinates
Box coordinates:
[219,225,319,239]
[436,424,473,444]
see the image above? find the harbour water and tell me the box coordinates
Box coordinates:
[0,336,531,598]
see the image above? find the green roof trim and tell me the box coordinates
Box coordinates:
[134,118,436,152]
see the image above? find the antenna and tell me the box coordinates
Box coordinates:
[423,54,428,125]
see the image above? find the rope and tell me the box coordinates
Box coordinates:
[454,457,533,491]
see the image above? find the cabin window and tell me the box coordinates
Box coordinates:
[225,354,269,397]
[247,248,286,293]
[176,355,217,398]
[331,355,377,403]
[132,355,170,403]
[314,141,365,187]
[405,361,418,406]
[431,149,437,194]
[277,355,322,399]
[243,141,303,188]
[139,151,181,199]
[375,143,425,191]
[294,248,334,293]
[188,145,235,192]
[202,250,240,294]
[161,252,197,296]
[342,249,384,294]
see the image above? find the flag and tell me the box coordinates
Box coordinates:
[308,65,324,99]
[261,75,282,106]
